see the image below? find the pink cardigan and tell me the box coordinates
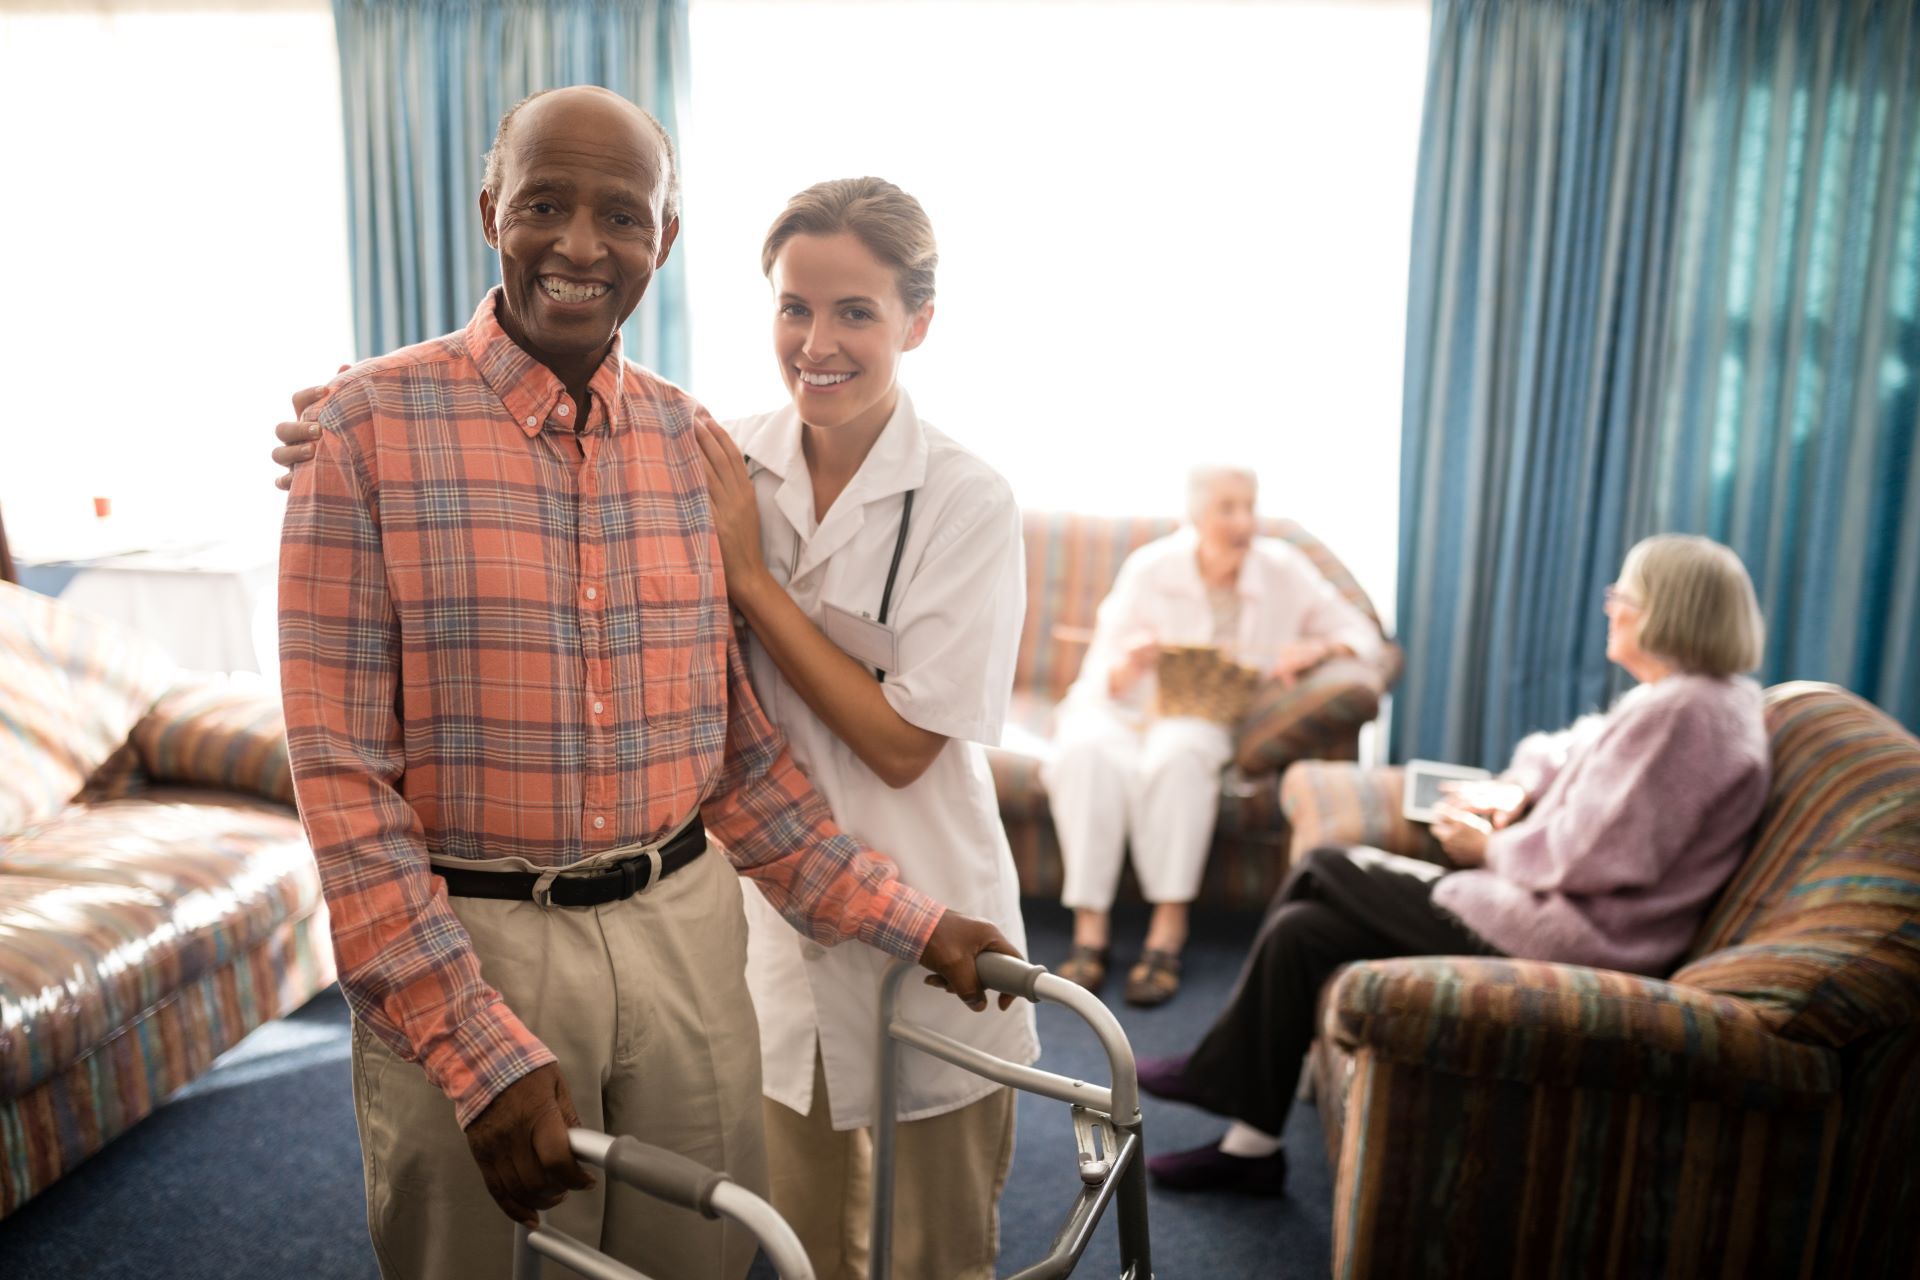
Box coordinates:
[1433,674,1770,976]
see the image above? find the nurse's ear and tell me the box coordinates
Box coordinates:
[901,301,935,353]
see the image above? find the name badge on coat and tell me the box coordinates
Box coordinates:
[821,601,900,673]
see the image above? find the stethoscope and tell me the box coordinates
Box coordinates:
[747,454,915,682]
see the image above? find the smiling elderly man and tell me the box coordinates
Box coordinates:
[278,85,1015,1280]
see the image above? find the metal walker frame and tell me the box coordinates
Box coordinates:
[508,953,1152,1280]
[510,1129,816,1280]
[870,953,1153,1280]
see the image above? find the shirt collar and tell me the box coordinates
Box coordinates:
[464,287,629,438]
[746,388,929,500]
[1170,525,1261,598]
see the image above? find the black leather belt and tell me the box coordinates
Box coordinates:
[432,816,707,906]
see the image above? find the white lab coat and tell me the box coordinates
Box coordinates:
[727,391,1039,1131]
[1065,526,1384,716]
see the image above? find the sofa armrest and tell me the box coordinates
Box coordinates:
[1233,654,1391,775]
[1322,956,1839,1106]
[1279,762,1444,863]
[130,675,293,806]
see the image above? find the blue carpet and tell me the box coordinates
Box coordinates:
[0,901,1330,1278]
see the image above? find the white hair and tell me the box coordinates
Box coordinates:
[1186,465,1259,519]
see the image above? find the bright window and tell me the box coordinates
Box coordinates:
[1,0,1427,625]
[684,0,1429,621]
[0,2,353,558]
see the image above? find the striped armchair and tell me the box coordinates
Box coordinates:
[988,512,1401,910]
[1285,684,1920,1278]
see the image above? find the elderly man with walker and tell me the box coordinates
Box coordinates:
[279,86,1014,1280]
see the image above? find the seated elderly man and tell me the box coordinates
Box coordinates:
[1044,466,1382,1005]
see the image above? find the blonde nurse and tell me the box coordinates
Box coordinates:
[694,178,1035,1280]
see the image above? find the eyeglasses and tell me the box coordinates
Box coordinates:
[1604,584,1641,608]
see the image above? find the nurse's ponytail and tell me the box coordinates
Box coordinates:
[761,177,938,312]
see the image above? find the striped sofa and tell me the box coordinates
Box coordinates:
[0,581,334,1218]
[988,512,1401,910]
[1284,683,1920,1278]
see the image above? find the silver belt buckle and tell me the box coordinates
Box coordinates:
[633,846,664,895]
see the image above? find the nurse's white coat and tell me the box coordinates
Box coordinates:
[727,390,1039,1130]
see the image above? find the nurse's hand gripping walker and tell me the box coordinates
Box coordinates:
[871,953,1154,1280]
[509,1133,815,1280]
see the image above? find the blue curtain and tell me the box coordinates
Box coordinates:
[331,0,691,381]
[1395,0,1920,767]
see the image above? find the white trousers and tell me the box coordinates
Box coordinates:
[1044,702,1234,910]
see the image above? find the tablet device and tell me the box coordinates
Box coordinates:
[1402,759,1494,823]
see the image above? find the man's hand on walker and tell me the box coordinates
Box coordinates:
[464,1062,597,1228]
[919,912,1022,1012]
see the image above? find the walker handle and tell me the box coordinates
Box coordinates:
[515,1131,815,1280]
[599,1134,727,1219]
[975,951,1048,1002]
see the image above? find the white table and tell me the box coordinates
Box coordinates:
[18,539,280,679]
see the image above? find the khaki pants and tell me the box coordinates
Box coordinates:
[350,850,768,1280]
[763,1053,1016,1280]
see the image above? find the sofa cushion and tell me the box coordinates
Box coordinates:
[0,582,175,839]
[1233,655,1388,776]
[1279,760,1444,866]
[1691,685,1920,953]
[0,792,317,1098]
[1669,685,1920,1046]
[132,675,294,805]
[1321,955,1840,1105]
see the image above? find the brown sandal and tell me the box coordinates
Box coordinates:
[1124,949,1182,1007]
[1057,944,1112,992]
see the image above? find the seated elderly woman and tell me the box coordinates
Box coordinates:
[1045,466,1384,1005]
[1140,533,1771,1194]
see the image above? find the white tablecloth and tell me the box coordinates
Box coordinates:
[20,542,279,679]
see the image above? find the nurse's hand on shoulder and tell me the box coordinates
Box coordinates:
[919,911,1023,1012]
[464,1062,597,1228]
[271,365,350,490]
[694,421,770,598]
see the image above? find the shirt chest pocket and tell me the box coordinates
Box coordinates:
[637,572,728,720]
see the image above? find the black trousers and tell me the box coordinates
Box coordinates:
[1182,845,1501,1135]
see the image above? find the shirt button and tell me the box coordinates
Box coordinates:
[525,415,537,428]
[585,586,598,601]
[593,816,606,830]
[592,701,604,715]
[558,404,570,416]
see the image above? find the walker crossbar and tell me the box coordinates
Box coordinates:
[510,1128,815,1280]
[870,953,1153,1279]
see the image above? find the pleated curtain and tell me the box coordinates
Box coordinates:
[1395,0,1920,766]
[331,0,692,381]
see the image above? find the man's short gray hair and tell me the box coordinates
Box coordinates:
[481,88,681,218]
[1187,464,1259,518]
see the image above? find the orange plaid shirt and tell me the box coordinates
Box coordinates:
[280,291,942,1126]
